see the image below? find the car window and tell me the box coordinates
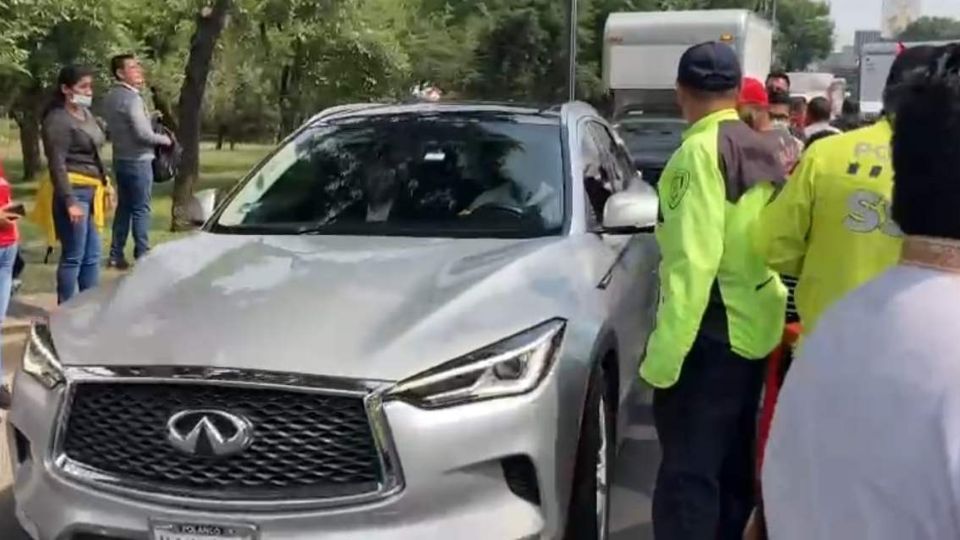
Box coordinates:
[580,122,612,226]
[215,115,565,238]
[588,122,631,191]
[596,123,639,192]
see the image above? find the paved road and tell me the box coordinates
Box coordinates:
[0,329,659,539]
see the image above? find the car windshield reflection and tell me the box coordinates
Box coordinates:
[214,114,565,239]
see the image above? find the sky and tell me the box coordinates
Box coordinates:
[828,0,960,47]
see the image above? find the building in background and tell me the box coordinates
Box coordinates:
[882,0,921,38]
[855,30,885,56]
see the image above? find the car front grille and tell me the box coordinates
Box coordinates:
[60,382,383,500]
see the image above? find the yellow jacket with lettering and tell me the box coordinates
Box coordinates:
[754,120,902,333]
[641,110,787,389]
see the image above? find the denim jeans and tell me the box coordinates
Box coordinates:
[652,333,766,540]
[54,187,101,304]
[110,159,154,261]
[0,243,16,374]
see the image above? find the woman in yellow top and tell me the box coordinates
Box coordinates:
[39,66,112,303]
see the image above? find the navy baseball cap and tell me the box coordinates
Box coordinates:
[677,42,742,92]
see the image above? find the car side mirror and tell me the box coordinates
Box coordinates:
[186,188,219,226]
[600,184,658,235]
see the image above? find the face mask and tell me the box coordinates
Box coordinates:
[72,94,93,108]
[771,117,790,128]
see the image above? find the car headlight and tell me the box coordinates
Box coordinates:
[22,322,64,389]
[388,319,566,409]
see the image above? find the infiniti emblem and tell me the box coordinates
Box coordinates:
[166,410,254,457]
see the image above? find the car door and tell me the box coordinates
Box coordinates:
[586,120,660,409]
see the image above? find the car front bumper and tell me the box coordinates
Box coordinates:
[7,363,586,540]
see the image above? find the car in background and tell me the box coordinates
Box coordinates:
[613,109,685,187]
[7,102,661,540]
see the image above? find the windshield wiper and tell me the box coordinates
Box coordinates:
[210,222,314,235]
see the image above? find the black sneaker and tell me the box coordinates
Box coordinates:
[0,384,11,410]
[107,258,132,271]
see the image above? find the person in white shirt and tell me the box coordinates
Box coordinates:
[802,96,841,146]
[762,43,960,540]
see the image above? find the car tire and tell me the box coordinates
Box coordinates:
[564,365,615,540]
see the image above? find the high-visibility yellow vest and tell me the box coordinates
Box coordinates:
[754,120,901,334]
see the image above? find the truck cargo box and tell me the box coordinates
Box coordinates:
[604,10,773,114]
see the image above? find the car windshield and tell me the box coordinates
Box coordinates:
[214,114,565,238]
[615,117,685,158]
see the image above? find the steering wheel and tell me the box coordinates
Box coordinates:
[468,202,526,219]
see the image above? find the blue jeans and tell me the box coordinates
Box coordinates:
[0,244,16,374]
[110,159,154,261]
[54,187,101,304]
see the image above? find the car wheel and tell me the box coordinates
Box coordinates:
[564,365,615,540]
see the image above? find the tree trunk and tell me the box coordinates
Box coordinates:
[16,115,42,181]
[216,124,226,150]
[171,0,232,231]
[277,39,305,139]
[12,85,44,181]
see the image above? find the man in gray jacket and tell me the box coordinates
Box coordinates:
[103,54,171,269]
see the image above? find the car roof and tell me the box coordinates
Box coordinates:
[306,101,598,127]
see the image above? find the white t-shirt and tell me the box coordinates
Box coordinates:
[804,122,841,140]
[763,264,960,540]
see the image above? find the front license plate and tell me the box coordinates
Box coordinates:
[150,520,259,540]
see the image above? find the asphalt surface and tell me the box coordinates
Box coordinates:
[0,330,659,539]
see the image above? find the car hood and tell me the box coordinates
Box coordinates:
[50,233,595,382]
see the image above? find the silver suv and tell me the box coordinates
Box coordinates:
[7,102,660,540]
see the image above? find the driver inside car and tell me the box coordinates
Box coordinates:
[462,144,554,217]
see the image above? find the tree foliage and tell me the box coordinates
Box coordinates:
[772,0,834,71]
[0,0,835,225]
[899,17,960,42]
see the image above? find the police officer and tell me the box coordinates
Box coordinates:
[641,42,787,540]
[754,46,938,334]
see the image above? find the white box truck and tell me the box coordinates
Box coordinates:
[787,71,847,117]
[859,42,900,116]
[603,9,774,115]
[859,40,955,116]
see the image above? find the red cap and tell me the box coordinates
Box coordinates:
[738,77,769,107]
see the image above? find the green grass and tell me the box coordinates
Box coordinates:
[1,131,271,294]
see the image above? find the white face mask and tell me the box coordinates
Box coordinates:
[72,94,93,108]
[771,118,791,128]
